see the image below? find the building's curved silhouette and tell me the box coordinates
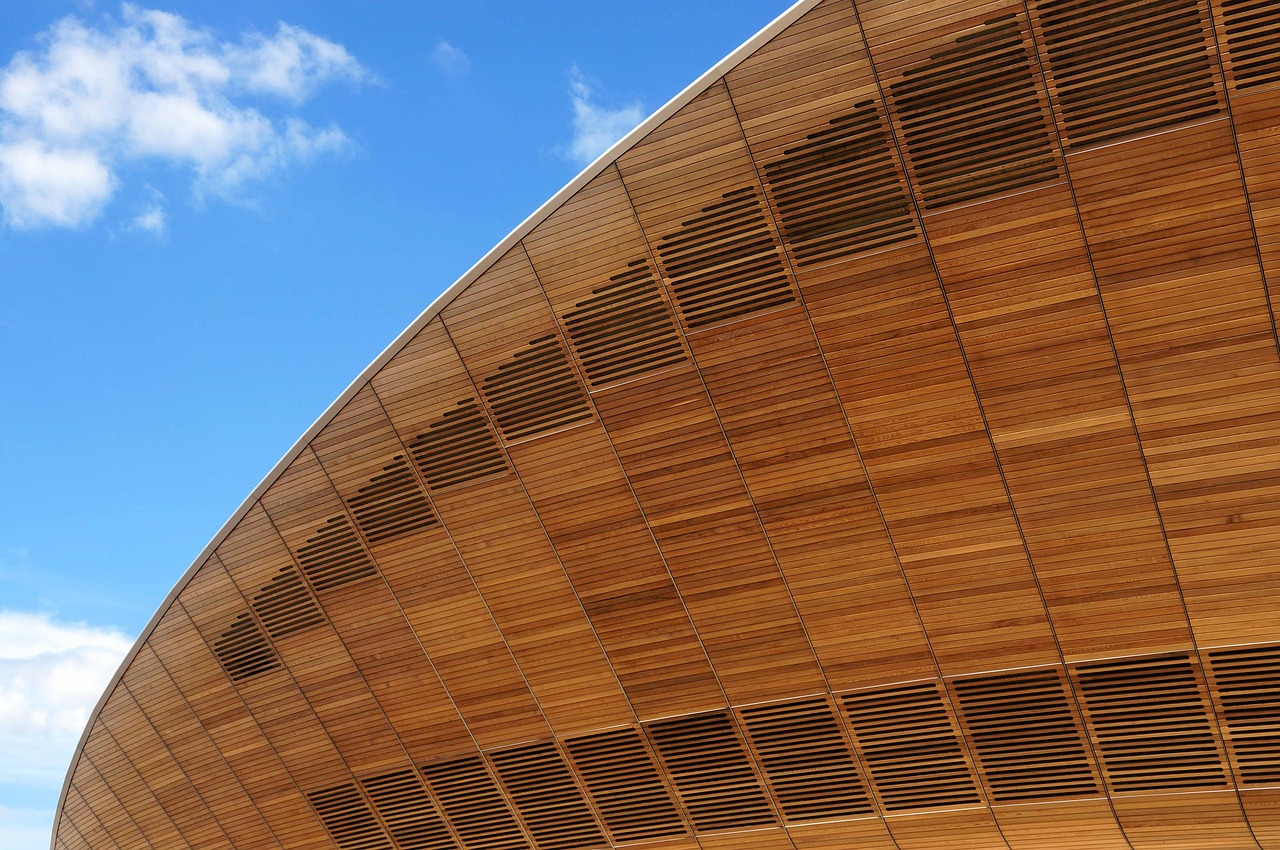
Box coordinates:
[52,0,1280,848]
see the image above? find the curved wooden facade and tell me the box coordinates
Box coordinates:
[53,0,1280,848]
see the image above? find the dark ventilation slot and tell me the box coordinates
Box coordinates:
[645,711,776,832]
[657,187,794,329]
[420,756,529,850]
[1036,0,1221,149]
[1208,645,1280,785]
[952,669,1098,802]
[561,260,687,387]
[308,783,392,850]
[763,103,916,266]
[346,456,437,544]
[361,770,457,850]
[1221,0,1280,90]
[212,612,279,681]
[488,742,605,850]
[888,13,1059,209]
[1074,654,1228,792]
[842,681,982,811]
[409,399,509,491]
[481,337,593,441]
[738,697,874,822]
[564,728,686,844]
[296,515,377,592]
[251,566,325,639]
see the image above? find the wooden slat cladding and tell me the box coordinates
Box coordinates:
[1034,0,1221,149]
[1208,645,1280,785]
[1073,655,1229,792]
[250,565,325,639]
[480,336,592,441]
[887,13,1058,209]
[738,697,874,822]
[1220,0,1280,91]
[295,515,377,592]
[488,743,605,850]
[563,729,686,844]
[656,187,794,329]
[420,756,530,850]
[645,712,777,832]
[951,669,1097,802]
[308,783,392,850]
[361,770,457,850]
[212,612,279,681]
[408,399,509,490]
[345,455,437,544]
[842,682,982,811]
[762,103,915,265]
[560,260,686,387]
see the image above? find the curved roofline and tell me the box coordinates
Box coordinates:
[50,0,823,844]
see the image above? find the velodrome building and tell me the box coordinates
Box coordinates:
[52,0,1280,847]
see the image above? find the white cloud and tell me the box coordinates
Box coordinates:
[430,40,469,76]
[121,186,165,236]
[0,4,368,230]
[566,66,643,167]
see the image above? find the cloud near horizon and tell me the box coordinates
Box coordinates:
[0,4,369,230]
[566,66,644,167]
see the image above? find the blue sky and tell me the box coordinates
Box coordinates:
[0,1,789,847]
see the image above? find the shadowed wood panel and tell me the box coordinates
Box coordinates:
[1217,0,1280,92]
[563,728,690,843]
[1229,86,1280,346]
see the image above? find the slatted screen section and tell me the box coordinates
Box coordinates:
[1035,0,1221,148]
[408,399,509,490]
[1220,0,1280,90]
[421,756,529,850]
[212,612,279,681]
[564,729,686,844]
[488,743,605,850]
[1208,645,1280,785]
[295,515,377,592]
[251,565,325,639]
[481,337,592,441]
[308,783,392,850]
[345,455,437,544]
[361,770,457,850]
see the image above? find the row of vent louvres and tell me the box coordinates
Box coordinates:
[306,646,1280,850]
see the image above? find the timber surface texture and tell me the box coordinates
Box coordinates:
[54,0,1280,848]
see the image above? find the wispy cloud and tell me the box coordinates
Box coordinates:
[0,3,370,230]
[565,66,644,167]
[430,40,469,76]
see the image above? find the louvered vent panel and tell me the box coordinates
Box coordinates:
[251,566,325,639]
[657,187,795,329]
[561,260,687,387]
[296,515,377,592]
[481,337,593,441]
[738,697,873,821]
[564,728,686,844]
[1221,0,1280,90]
[1074,654,1228,792]
[889,14,1058,210]
[843,682,982,811]
[409,399,509,490]
[361,769,457,850]
[212,612,279,681]
[952,669,1098,802]
[420,756,529,850]
[1036,0,1221,149]
[763,102,916,265]
[346,455,437,544]
[645,711,776,832]
[489,742,605,850]
[1209,645,1280,785]
[308,784,392,850]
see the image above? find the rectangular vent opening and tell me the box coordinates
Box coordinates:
[1037,0,1221,148]
[346,456,438,544]
[1222,0,1280,90]
[409,399,509,491]
[889,13,1059,209]
[763,103,916,265]
[1209,645,1280,785]
[952,669,1098,802]
[561,260,687,387]
[420,756,529,850]
[657,187,794,329]
[213,612,279,681]
[645,711,776,832]
[251,566,326,640]
[296,515,377,592]
[361,769,457,850]
[564,728,686,844]
[481,337,593,441]
[489,742,605,850]
[842,682,982,811]
[739,697,874,822]
[1074,654,1228,792]
[308,783,392,850]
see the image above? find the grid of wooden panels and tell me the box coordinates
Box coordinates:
[54,0,1280,848]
